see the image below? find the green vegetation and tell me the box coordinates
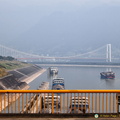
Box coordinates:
[0,60,31,70]
[0,56,15,61]
[0,55,32,78]
[0,60,31,77]
[0,68,8,77]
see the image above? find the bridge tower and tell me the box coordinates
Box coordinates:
[106,44,112,62]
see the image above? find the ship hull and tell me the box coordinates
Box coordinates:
[100,75,115,79]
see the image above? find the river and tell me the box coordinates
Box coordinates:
[28,64,120,90]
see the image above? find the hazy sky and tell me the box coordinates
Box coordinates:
[0,0,120,56]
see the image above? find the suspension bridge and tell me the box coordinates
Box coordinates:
[0,44,120,62]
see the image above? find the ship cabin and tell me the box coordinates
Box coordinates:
[52,78,65,90]
[49,67,58,74]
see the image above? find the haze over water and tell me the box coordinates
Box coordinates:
[29,65,120,90]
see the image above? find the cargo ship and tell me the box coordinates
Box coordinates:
[49,67,58,75]
[100,71,115,79]
[52,77,65,90]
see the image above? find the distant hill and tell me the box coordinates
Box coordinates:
[0,3,120,56]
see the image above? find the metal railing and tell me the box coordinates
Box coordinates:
[0,90,120,114]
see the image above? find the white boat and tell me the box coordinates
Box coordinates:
[52,77,65,90]
[49,67,58,74]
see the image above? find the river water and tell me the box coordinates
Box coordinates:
[29,64,120,90]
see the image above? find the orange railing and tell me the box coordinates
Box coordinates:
[0,90,119,114]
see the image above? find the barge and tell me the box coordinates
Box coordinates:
[100,71,115,79]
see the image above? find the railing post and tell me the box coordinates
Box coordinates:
[88,93,90,113]
[15,93,16,113]
[4,93,6,113]
[8,93,9,113]
[92,93,94,113]
[0,94,2,113]
[99,93,100,113]
[102,93,104,113]
[52,93,54,114]
[40,95,42,113]
[22,94,24,113]
[26,93,28,113]
[106,93,108,113]
[67,93,69,113]
[116,93,119,113]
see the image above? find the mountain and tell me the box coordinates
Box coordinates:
[0,3,120,56]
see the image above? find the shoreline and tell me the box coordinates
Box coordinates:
[39,64,120,68]
[22,69,46,84]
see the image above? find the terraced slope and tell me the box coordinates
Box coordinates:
[0,61,43,90]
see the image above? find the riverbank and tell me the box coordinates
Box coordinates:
[0,67,46,112]
[0,64,46,90]
[22,69,46,84]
